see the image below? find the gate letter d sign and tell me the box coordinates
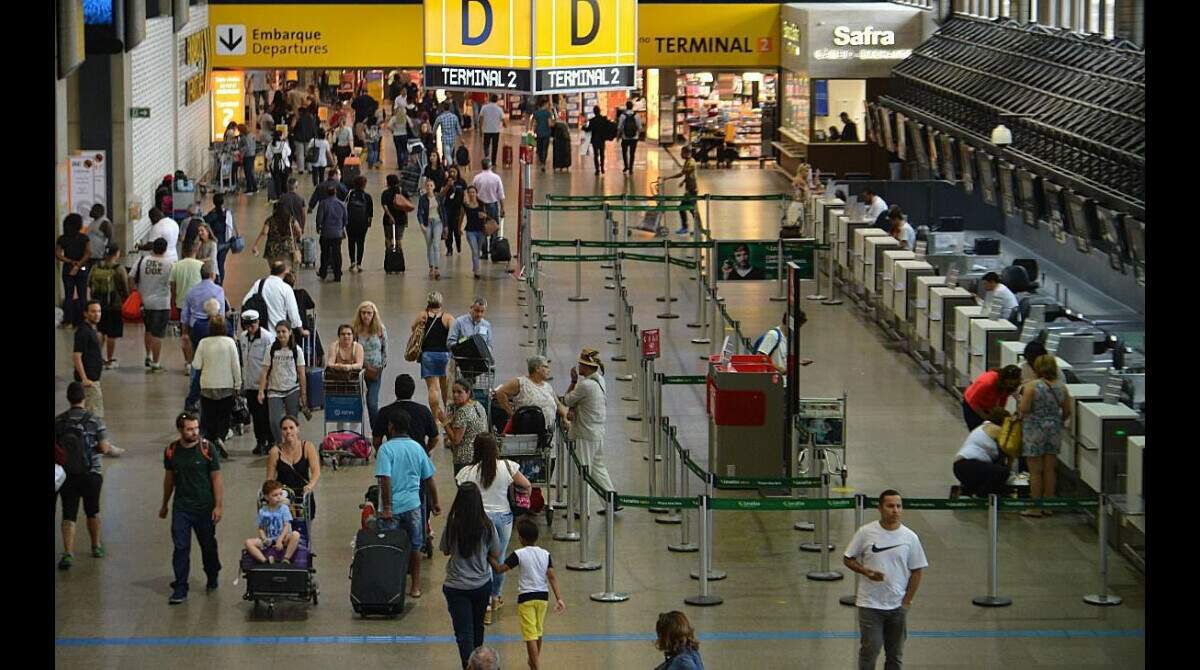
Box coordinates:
[571,0,600,46]
[462,0,494,46]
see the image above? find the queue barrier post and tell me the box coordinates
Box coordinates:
[606,254,622,338]
[552,441,580,542]
[822,227,844,306]
[668,447,700,553]
[656,423,682,525]
[567,463,601,571]
[658,239,680,317]
[770,238,788,302]
[1083,494,1123,607]
[684,494,723,607]
[623,321,641,401]
[644,367,664,464]
[839,494,865,606]
[549,425,567,510]
[590,488,631,603]
[690,474,727,582]
[806,239,827,302]
[568,239,588,302]
[972,493,1013,607]
[602,206,615,275]
[704,284,721,360]
[805,473,844,582]
[795,434,818,532]
[691,248,714,343]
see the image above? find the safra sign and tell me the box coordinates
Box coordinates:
[424,0,637,94]
[816,25,911,61]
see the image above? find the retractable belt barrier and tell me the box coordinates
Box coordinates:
[546,193,790,202]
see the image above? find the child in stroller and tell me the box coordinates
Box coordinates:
[244,480,303,564]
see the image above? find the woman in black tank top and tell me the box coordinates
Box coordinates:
[412,290,455,423]
[266,416,322,526]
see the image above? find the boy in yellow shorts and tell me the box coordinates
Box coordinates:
[495,518,565,669]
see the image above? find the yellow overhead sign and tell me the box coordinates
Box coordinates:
[637,3,780,68]
[534,0,637,69]
[208,4,424,68]
[210,72,245,142]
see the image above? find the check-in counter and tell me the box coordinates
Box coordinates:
[813,198,843,243]
[998,341,1073,377]
[951,305,988,386]
[914,276,948,348]
[880,250,916,318]
[865,236,901,299]
[928,287,976,366]
[852,228,890,293]
[1125,436,1145,533]
[839,217,876,275]
[895,260,935,324]
[968,319,1019,380]
[1077,402,1143,494]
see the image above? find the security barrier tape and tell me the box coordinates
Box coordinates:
[528,204,608,211]
[615,495,701,509]
[999,497,1099,510]
[709,497,855,511]
[621,252,666,264]
[668,257,698,269]
[713,476,823,490]
[534,253,617,262]
[662,375,707,385]
[583,472,607,497]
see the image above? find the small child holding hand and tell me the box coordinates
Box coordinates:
[494,518,565,669]
[244,480,302,564]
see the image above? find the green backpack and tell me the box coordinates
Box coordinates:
[90,263,118,305]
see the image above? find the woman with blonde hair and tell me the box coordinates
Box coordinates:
[351,301,388,437]
[411,291,455,422]
[654,611,704,669]
[1017,355,1072,517]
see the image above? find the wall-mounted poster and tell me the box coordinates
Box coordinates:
[716,239,815,281]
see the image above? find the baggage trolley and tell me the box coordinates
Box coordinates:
[498,432,555,527]
[240,487,319,616]
[638,179,670,238]
[321,369,370,470]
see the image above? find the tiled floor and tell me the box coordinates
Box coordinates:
[54,128,1145,668]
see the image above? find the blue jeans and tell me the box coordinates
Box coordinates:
[186,369,201,410]
[466,231,486,274]
[170,508,221,596]
[378,507,423,551]
[443,583,491,668]
[422,219,444,269]
[367,140,381,168]
[487,511,513,598]
[61,265,90,327]
[365,374,381,436]
[242,154,257,192]
[392,135,408,170]
[215,245,230,285]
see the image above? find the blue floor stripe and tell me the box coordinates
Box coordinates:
[55,629,1145,648]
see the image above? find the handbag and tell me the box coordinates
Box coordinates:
[405,312,439,362]
[998,416,1023,459]
[395,193,415,213]
[231,394,252,426]
[506,461,531,513]
[364,365,382,382]
[122,257,145,322]
[228,212,246,253]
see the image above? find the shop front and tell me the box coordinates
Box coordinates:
[779,2,924,177]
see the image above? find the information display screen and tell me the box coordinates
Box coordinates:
[1123,217,1146,285]
[1096,205,1127,271]
[909,122,929,168]
[1016,169,1041,228]
[1042,180,1067,243]
[939,134,956,182]
[1064,192,1094,254]
[976,152,997,206]
[997,162,1018,217]
[958,143,975,195]
[880,107,895,153]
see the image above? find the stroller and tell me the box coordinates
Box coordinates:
[637,179,670,238]
[240,487,319,616]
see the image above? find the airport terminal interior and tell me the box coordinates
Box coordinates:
[53,1,1147,668]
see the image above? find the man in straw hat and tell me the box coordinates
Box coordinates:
[563,348,621,513]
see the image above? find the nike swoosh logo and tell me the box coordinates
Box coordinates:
[871,544,902,553]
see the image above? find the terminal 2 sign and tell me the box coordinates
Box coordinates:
[423,0,637,94]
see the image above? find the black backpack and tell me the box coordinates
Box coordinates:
[242,277,272,328]
[55,413,95,477]
[347,190,370,227]
[621,112,639,140]
[271,146,286,174]
[509,405,551,451]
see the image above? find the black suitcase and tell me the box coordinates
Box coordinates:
[350,526,410,617]
[246,564,310,598]
[490,236,511,263]
[341,163,362,187]
[385,246,405,274]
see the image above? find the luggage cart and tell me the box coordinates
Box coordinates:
[638,179,670,238]
[498,432,555,527]
[240,487,319,616]
[214,143,236,195]
[321,369,370,470]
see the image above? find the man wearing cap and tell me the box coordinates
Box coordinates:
[563,348,620,513]
[237,310,276,454]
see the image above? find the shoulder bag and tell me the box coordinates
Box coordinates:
[505,460,531,513]
[998,415,1023,459]
[404,312,439,362]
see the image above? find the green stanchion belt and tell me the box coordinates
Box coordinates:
[528,203,608,212]
[999,497,1099,510]
[530,239,712,250]
[668,257,698,270]
[582,472,607,497]
[547,194,689,202]
[706,194,790,202]
[680,451,710,481]
[862,497,988,510]
[615,494,701,509]
[621,252,666,264]
[709,497,855,511]
[534,253,617,262]
[662,375,706,385]
[712,476,822,490]
[529,239,584,248]
[605,204,690,212]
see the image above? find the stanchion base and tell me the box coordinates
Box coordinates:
[606,339,620,345]
[621,394,638,401]
[601,263,614,270]
[553,532,581,542]
[655,297,680,302]
[690,570,727,581]
[519,342,535,348]
[655,513,682,525]
[612,355,628,363]
[630,437,648,443]
[626,414,643,421]
[769,295,788,302]
[971,596,1013,608]
[616,374,633,382]
[668,543,699,553]
[648,507,670,514]
[799,543,836,553]
[566,561,602,572]
[794,522,815,532]
[568,297,590,302]
[806,294,827,301]
[605,324,617,331]
[691,337,712,345]
[686,322,703,328]
[549,501,567,510]
[657,313,681,319]
[604,284,615,290]
[821,299,845,306]
[591,591,630,603]
[1083,594,1123,607]
[684,594,724,607]
[642,455,664,461]
[806,570,844,582]
[838,595,857,607]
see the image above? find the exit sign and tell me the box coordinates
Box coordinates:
[130,107,151,119]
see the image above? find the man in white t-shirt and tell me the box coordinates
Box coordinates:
[843,490,928,670]
[888,208,917,251]
[861,188,888,222]
[981,272,1019,319]
[139,208,180,263]
[479,94,507,166]
[755,312,813,376]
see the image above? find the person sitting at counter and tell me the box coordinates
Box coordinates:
[826,126,841,142]
[861,188,888,223]
[889,209,916,250]
[952,408,1011,498]
[981,272,1019,319]
[840,112,859,142]
[962,365,1022,431]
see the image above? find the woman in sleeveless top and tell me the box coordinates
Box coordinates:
[1018,355,1073,517]
[353,301,389,438]
[327,324,364,372]
[494,355,567,430]
[252,200,303,269]
[412,291,455,423]
[266,415,322,523]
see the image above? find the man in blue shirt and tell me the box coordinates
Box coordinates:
[527,99,555,172]
[433,102,463,160]
[447,297,493,350]
[375,409,440,597]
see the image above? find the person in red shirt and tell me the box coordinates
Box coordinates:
[962,365,1022,430]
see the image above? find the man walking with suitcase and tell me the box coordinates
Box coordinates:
[843,490,928,669]
[161,412,224,605]
[376,410,442,599]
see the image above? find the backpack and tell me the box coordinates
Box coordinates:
[305,140,321,165]
[347,190,370,227]
[621,112,639,140]
[242,277,272,329]
[507,405,552,452]
[164,439,213,464]
[89,263,118,305]
[753,328,783,358]
[270,146,286,174]
[54,413,96,477]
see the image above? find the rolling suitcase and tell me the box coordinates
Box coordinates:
[490,236,511,263]
[502,144,513,169]
[384,245,405,274]
[304,333,324,410]
[341,157,362,187]
[350,525,410,617]
[300,237,318,268]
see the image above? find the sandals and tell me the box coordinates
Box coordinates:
[409,588,422,599]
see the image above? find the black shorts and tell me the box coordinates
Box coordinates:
[98,305,124,338]
[59,472,103,521]
[143,309,169,338]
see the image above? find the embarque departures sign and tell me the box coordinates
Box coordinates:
[424,0,637,94]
